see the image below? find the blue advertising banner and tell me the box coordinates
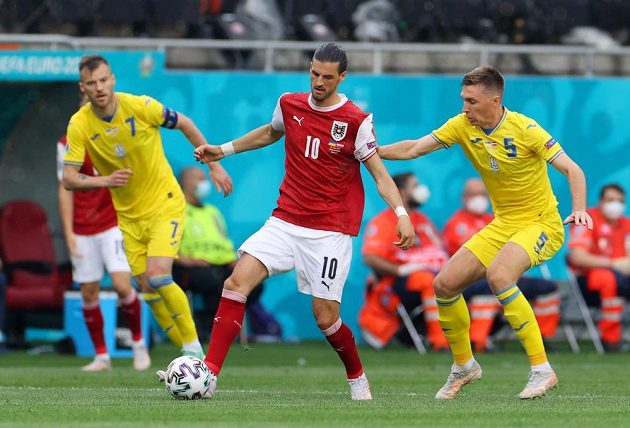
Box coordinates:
[0,51,164,80]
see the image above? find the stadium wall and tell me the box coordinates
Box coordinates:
[1,51,628,339]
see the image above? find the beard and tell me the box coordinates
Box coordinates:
[311,84,334,102]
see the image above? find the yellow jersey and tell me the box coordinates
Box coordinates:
[432,108,564,223]
[65,92,184,221]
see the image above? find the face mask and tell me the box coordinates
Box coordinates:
[194,180,211,200]
[602,200,625,221]
[410,184,430,208]
[466,195,489,215]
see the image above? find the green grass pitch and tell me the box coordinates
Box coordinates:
[1,342,629,427]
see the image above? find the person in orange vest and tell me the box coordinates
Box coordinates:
[359,172,449,351]
[567,183,630,352]
[443,178,561,352]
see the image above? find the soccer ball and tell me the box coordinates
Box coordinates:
[164,356,213,400]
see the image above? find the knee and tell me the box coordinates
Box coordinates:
[223,275,252,296]
[315,312,339,331]
[486,266,512,291]
[433,273,458,299]
[588,269,617,296]
[80,284,100,303]
[313,305,339,331]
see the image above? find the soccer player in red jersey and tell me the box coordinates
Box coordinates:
[568,184,630,351]
[183,42,415,400]
[57,95,149,371]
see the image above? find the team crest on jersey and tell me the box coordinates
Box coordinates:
[331,121,348,142]
[489,156,499,172]
[114,144,127,158]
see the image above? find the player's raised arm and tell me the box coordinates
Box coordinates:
[362,153,415,249]
[378,134,443,160]
[550,152,593,229]
[194,123,284,163]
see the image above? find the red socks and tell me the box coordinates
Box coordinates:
[83,302,107,355]
[322,319,364,380]
[204,290,247,375]
[119,289,143,342]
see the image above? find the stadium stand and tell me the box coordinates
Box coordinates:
[0,0,629,75]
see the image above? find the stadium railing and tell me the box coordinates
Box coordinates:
[1,33,630,75]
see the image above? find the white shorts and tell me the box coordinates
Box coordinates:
[238,217,352,302]
[71,226,131,283]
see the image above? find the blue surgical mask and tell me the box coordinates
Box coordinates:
[194,180,211,200]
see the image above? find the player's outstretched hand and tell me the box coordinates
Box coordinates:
[394,216,416,249]
[194,144,224,164]
[209,162,233,196]
[563,210,593,229]
[106,169,133,188]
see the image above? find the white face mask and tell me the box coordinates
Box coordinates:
[602,200,625,221]
[466,195,489,215]
[411,184,430,206]
[194,180,211,200]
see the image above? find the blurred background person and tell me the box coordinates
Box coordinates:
[0,256,7,352]
[173,166,281,342]
[443,178,560,352]
[57,93,149,371]
[359,172,449,351]
[567,183,630,352]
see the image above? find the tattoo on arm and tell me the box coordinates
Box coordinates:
[78,173,87,180]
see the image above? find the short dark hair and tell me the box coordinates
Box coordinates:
[462,65,504,95]
[599,183,625,200]
[312,42,347,74]
[392,172,414,190]
[79,54,109,73]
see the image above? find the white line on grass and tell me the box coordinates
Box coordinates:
[0,386,612,399]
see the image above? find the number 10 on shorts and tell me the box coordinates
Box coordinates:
[321,256,338,279]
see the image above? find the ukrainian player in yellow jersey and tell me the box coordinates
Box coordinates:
[379,66,593,400]
[62,55,233,359]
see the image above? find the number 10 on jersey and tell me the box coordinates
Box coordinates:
[305,135,320,159]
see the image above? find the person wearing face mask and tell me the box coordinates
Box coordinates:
[359,172,449,351]
[443,178,561,353]
[173,167,282,342]
[568,183,630,352]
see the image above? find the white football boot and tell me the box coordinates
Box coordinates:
[82,354,112,372]
[131,341,151,371]
[435,361,482,400]
[518,370,558,399]
[348,373,373,400]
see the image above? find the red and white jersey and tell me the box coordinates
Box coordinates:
[442,209,493,256]
[57,135,118,235]
[270,92,377,236]
[363,209,449,272]
[568,207,630,273]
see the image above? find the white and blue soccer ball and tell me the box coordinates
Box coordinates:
[164,356,212,400]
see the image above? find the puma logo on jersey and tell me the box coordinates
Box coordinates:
[293,115,304,126]
[321,280,332,291]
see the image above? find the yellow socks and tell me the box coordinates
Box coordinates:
[436,294,473,365]
[496,285,547,366]
[143,292,183,348]
[153,282,199,344]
